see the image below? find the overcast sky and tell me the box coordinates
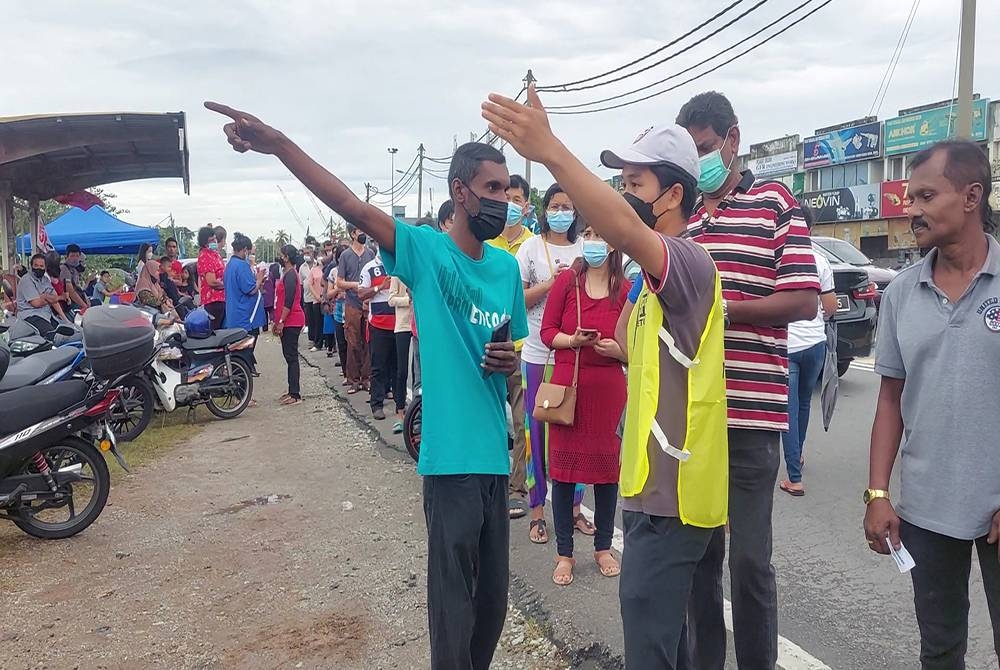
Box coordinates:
[7,0,999,245]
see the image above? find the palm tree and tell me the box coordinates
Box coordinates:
[275,229,290,247]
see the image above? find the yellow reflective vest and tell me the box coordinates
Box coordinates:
[620,272,729,528]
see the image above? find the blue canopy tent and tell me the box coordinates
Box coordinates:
[16,206,159,255]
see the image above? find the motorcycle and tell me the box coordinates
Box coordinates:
[0,345,134,539]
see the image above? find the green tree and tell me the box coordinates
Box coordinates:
[275,229,290,246]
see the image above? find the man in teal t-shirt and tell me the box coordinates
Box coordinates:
[204,100,526,670]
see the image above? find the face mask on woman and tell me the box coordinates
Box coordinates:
[208,242,219,252]
[582,240,609,267]
[546,210,574,234]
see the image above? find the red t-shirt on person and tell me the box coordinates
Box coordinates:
[197,248,226,305]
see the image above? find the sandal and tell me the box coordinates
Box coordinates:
[529,519,549,544]
[508,499,527,520]
[278,393,291,402]
[594,550,620,578]
[347,386,361,395]
[574,513,596,536]
[280,396,303,406]
[779,480,805,497]
[552,556,575,586]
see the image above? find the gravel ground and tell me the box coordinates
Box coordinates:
[0,335,568,669]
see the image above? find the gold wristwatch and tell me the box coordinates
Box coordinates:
[863,488,890,505]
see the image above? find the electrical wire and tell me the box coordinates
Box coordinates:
[537,0,750,92]
[547,0,834,116]
[868,0,921,117]
[540,0,770,95]
[370,169,420,206]
[547,0,813,111]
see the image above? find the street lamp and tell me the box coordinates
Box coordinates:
[387,147,399,211]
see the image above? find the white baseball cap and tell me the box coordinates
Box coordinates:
[600,123,700,183]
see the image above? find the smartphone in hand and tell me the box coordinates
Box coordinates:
[482,315,512,378]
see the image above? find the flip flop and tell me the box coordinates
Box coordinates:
[779,480,805,497]
[574,513,596,536]
[280,396,303,406]
[529,519,549,544]
[594,550,620,578]
[508,499,527,519]
[552,556,575,586]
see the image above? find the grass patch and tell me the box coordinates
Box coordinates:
[106,410,207,478]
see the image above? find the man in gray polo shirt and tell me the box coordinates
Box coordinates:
[16,253,69,335]
[865,139,1000,668]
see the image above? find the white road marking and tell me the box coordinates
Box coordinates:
[556,492,832,670]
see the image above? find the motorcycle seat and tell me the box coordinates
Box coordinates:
[0,380,89,436]
[0,347,80,393]
[181,328,249,350]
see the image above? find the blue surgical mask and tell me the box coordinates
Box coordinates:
[547,210,574,234]
[582,240,609,267]
[697,127,738,195]
[208,242,219,251]
[506,202,523,227]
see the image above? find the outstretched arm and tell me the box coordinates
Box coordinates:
[482,86,666,279]
[205,102,396,254]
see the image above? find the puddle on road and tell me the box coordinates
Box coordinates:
[210,494,292,515]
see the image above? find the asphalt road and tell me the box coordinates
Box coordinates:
[310,348,999,670]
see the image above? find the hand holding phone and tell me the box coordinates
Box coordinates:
[570,327,599,348]
[482,316,516,378]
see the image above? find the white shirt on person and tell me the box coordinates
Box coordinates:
[787,249,835,354]
[515,234,584,365]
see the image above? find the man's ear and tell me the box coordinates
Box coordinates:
[965,182,984,214]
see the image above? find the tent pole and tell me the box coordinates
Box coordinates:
[28,199,40,258]
[0,182,12,271]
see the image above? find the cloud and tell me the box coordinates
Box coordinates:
[6,0,998,241]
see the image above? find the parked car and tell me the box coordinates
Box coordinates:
[813,242,878,376]
[812,236,897,306]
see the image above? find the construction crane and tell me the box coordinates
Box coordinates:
[276,184,309,237]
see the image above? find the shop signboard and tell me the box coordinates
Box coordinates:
[881,180,909,218]
[884,99,990,156]
[748,152,798,178]
[801,184,881,223]
[803,121,882,168]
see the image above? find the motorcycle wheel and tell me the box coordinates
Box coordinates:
[11,437,111,540]
[110,375,154,442]
[205,357,254,419]
[402,395,421,463]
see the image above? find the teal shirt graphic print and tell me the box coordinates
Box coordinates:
[382,220,529,476]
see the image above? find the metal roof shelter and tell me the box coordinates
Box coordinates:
[0,111,189,269]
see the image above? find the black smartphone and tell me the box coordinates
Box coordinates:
[482,315,512,378]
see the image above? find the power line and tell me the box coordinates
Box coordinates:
[868,0,922,117]
[537,0,750,92]
[548,0,813,111]
[540,0,770,95]
[371,169,420,206]
[547,0,834,116]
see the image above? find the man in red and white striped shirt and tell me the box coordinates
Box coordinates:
[678,91,820,670]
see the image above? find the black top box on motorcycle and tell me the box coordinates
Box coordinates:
[82,305,156,379]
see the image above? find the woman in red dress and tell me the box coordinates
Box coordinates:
[540,221,628,586]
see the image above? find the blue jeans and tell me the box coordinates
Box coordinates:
[781,341,826,483]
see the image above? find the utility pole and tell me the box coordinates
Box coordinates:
[429,187,434,218]
[388,147,399,212]
[955,0,976,138]
[523,69,536,185]
[417,143,425,221]
[365,182,372,203]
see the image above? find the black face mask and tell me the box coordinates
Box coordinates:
[623,192,665,229]
[355,233,367,245]
[31,268,46,279]
[461,185,507,242]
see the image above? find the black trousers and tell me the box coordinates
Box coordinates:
[424,474,509,670]
[280,326,302,398]
[334,321,348,370]
[393,331,412,413]
[25,315,56,337]
[204,301,225,329]
[620,512,716,670]
[901,519,1000,669]
[552,480,617,558]
[305,302,322,345]
[369,326,396,410]
[687,428,780,670]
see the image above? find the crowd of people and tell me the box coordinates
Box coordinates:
[178,89,1000,669]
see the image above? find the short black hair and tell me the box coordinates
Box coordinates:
[232,232,253,252]
[213,225,227,241]
[649,164,698,220]
[415,216,435,228]
[539,183,580,243]
[197,226,215,248]
[437,200,454,226]
[507,174,530,200]
[448,142,506,200]
[800,202,816,230]
[165,237,178,246]
[100,270,110,278]
[65,243,81,254]
[676,91,738,139]
[279,243,300,266]
[30,253,46,266]
[910,139,995,232]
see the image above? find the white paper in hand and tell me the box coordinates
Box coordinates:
[887,534,916,573]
